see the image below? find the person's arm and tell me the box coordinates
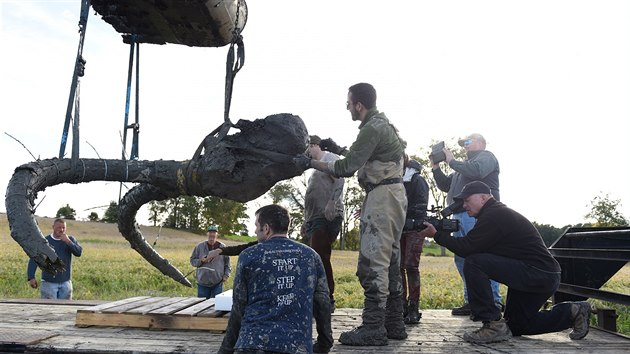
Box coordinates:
[328,125,378,178]
[427,212,503,257]
[208,241,258,261]
[324,164,345,221]
[449,151,498,179]
[432,167,452,193]
[311,125,379,178]
[420,223,465,256]
[66,236,83,257]
[27,258,38,288]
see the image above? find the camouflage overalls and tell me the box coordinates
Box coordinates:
[328,109,407,342]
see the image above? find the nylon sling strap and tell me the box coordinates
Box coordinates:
[59,0,91,159]
[191,0,245,162]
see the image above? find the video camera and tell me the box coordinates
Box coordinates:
[429,141,446,164]
[402,200,463,233]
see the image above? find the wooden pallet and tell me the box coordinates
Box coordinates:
[75,296,229,332]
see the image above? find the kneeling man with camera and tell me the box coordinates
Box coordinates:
[421,181,591,343]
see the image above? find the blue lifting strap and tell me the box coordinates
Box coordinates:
[59,0,91,159]
[121,35,140,161]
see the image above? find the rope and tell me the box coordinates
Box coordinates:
[183,267,198,279]
[33,194,46,214]
[223,34,245,126]
[152,225,163,248]
[190,2,245,162]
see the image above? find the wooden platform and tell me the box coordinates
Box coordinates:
[1,298,628,353]
[75,296,230,331]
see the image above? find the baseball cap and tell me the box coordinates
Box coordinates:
[458,133,486,147]
[207,225,219,232]
[309,135,321,145]
[454,181,492,201]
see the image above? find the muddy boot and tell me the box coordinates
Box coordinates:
[463,319,512,344]
[569,301,592,340]
[384,295,408,340]
[404,301,421,324]
[339,307,388,346]
[312,340,332,353]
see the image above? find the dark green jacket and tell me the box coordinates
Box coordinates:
[332,108,405,177]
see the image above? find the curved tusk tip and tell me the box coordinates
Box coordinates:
[178,277,193,288]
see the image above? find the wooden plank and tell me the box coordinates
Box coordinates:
[150,314,228,331]
[74,311,228,331]
[77,296,149,313]
[125,297,184,314]
[100,297,168,313]
[149,297,205,315]
[27,335,221,354]
[197,307,229,318]
[174,298,216,316]
[0,328,57,344]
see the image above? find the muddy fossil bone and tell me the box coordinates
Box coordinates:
[6,113,307,287]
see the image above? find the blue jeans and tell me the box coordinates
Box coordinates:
[464,253,573,335]
[452,211,502,305]
[41,280,73,299]
[198,282,223,299]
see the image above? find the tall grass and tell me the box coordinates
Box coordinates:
[1,214,628,334]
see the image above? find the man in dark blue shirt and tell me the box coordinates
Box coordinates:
[27,218,82,299]
[218,204,333,354]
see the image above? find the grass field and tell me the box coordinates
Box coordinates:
[1,213,628,334]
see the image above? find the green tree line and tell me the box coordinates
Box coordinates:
[146,196,249,235]
[57,197,249,235]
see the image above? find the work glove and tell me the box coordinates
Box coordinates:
[293,154,312,170]
[319,138,347,156]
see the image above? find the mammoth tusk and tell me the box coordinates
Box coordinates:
[6,113,308,286]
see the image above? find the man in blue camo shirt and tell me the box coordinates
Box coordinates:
[27,218,82,299]
[218,204,333,354]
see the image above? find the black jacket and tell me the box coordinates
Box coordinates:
[434,198,560,272]
[404,167,429,220]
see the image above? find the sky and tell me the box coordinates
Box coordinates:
[1,0,629,231]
